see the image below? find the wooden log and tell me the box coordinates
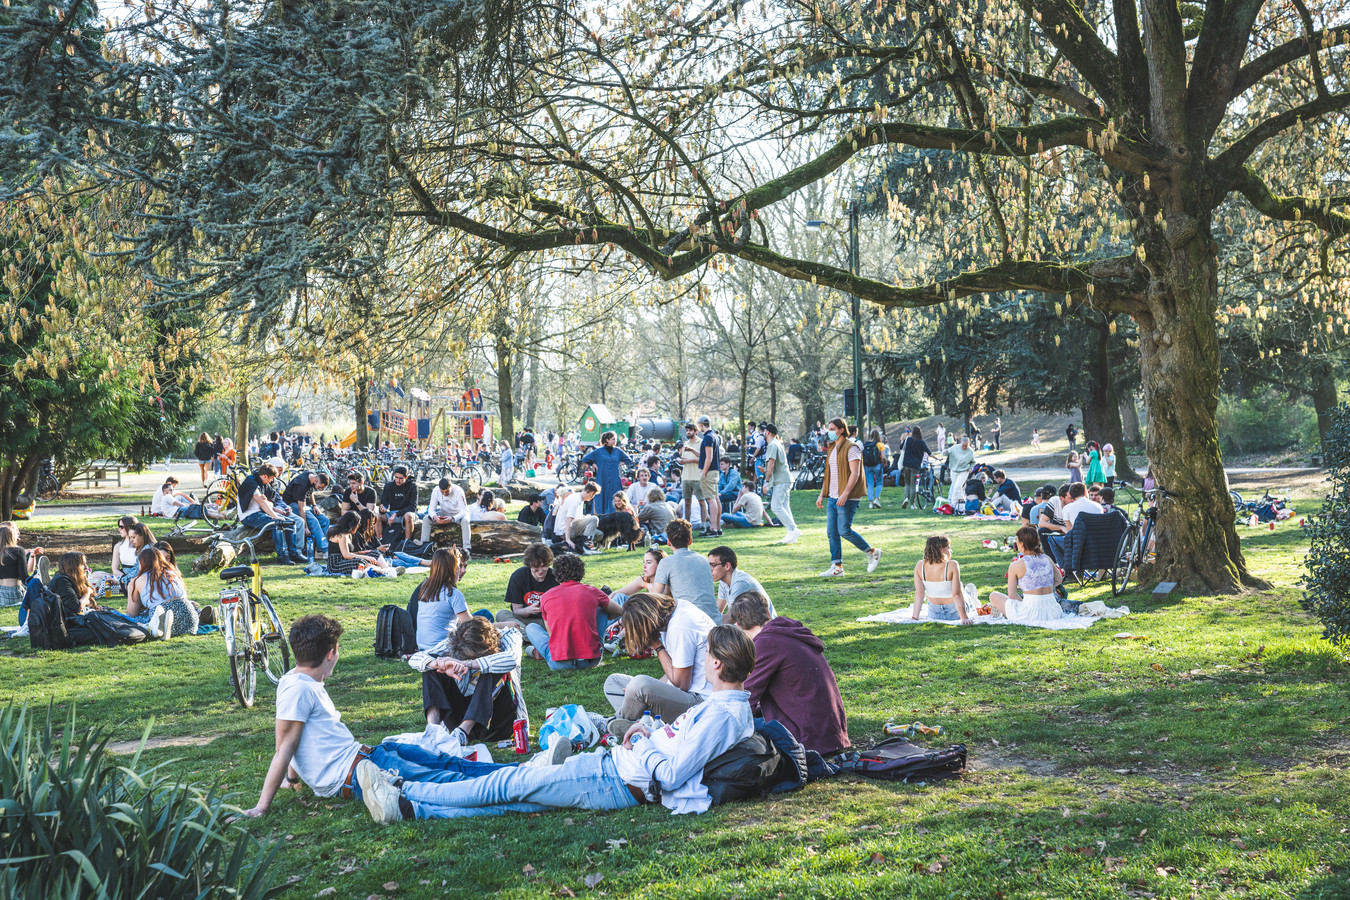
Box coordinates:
[427,520,543,557]
[192,540,238,573]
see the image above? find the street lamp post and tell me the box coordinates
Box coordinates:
[806,200,865,433]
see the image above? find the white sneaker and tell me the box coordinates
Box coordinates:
[817,564,845,577]
[147,605,174,640]
[356,760,403,825]
[525,738,574,769]
[776,531,798,545]
[867,548,882,573]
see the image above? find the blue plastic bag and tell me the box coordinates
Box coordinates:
[537,704,600,750]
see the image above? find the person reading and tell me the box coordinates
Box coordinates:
[355,625,757,821]
[727,591,850,756]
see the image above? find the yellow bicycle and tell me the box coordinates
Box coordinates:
[218,543,290,708]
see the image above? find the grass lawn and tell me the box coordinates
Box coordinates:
[2,492,1347,899]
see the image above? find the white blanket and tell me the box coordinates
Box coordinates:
[857,604,1121,631]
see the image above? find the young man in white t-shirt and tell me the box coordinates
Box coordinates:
[240,615,559,820]
[357,625,756,822]
[558,483,601,554]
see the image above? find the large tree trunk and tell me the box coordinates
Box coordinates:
[236,392,251,468]
[1136,230,1254,593]
[0,453,42,521]
[355,379,369,449]
[524,350,541,429]
[496,333,516,448]
[1120,393,1143,445]
[764,344,778,425]
[1310,365,1339,452]
[1081,320,1139,482]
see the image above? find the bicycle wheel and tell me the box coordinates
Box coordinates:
[37,475,61,502]
[1112,523,1140,596]
[918,476,934,508]
[422,465,440,482]
[203,488,238,525]
[256,592,291,685]
[228,601,257,708]
[1229,489,1244,511]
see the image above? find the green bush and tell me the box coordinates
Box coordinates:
[1302,401,1350,650]
[1217,390,1319,455]
[0,704,280,900]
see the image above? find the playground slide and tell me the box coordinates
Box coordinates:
[339,430,358,449]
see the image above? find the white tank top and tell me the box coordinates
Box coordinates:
[921,561,955,599]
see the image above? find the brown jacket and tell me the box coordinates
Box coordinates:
[820,435,867,501]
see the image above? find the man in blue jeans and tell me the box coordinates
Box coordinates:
[239,615,569,822]
[236,463,307,564]
[815,416,881,578]
[282,469,331,561]
[356,624,757,821]
[525,552,624,670]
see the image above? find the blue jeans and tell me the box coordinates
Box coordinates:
[242,511,302,558]
[392,551,426,568]
[719,512,757,528]
[865,464,884,503]
[524,611,607,670]
[401,747,638,819]
[825,498,870,565]
[352,742,526,814]
[928,601,960,621]
[289,502,329,558]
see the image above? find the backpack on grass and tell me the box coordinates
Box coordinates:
[28,585,72,650]
[374,604,417,658]
[702,720,814,805]
[79,609,150,646]
[837,737,967,783]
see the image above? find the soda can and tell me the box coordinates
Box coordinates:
[496,740,515,749]
[600,733,619,748]
[513,718,529,754]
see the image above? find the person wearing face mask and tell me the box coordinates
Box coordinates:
[815,417,882,578]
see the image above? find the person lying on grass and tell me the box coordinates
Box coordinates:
[727,591,850,757]
[355,624,757,822]
[241,614,558,820]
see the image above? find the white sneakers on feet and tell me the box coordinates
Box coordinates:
[146,605,174,640]
[356,760,403,825]
[817,564,845,577]
[777,529,800,545]
[867,548,883,573]
[525,738,574,769]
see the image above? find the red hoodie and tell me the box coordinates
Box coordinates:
[744,617,850,756]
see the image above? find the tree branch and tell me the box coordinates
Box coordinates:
[1230,167,1350,238]
[1014,0,1120,105]
[1213,90,1350,175]
[1234,23,1350,95]
[1186,0,1266,142]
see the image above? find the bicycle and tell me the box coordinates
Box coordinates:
[1112,481,1174,596]
[218,542,291,708]
[202,470,244,527]
[915,463,937,509]
[36,458,62,502]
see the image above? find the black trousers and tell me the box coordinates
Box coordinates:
[421,670,519,742]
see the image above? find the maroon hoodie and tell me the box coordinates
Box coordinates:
[743,617,850,756]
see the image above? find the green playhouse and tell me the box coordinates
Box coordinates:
[577,403,631,446]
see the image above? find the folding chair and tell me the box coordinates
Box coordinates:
[1062,510,1130,586]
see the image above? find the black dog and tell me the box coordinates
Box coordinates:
[594,512,644,550]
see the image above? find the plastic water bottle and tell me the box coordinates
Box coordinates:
[639,709,655,730]
[652,713,664,734]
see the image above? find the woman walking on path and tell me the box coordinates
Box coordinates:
[898,426,931,510]
[193,432,214,486]
[582,431,633,516]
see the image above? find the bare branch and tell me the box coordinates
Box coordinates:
[1231,167,1350,238]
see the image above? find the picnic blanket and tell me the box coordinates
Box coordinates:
[858,602,1128,631]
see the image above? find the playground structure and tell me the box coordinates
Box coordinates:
[340,383,497,450]
[575,404,682,446]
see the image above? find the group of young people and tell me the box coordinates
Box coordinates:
[241,515,852,822]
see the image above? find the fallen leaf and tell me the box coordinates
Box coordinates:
[605,838,628,850]
[315,890,336,898]
[1070,847,1096,857]
[522,864,537,879]
[282,876,302,887]
[583,873,604,889]
[338,866,359,876]
[926,860,944,874]
[1230,838,1246,849]
[868,852,885,864]
[556,889,576,898]
[382,883,399,892]
[1151,663,1164,671]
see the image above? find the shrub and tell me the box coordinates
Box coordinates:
[1217,390,1318,455]
[1301,401,1350,651]
[0,704,280,900]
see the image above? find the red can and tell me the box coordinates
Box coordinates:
[512,718,529,754]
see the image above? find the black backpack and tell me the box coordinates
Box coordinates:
[78,609,150,646]
[28,585,72,650]
[837,737,967,783]
[702,733,782,805]
[862,440,881,468]
[374,604,417,658]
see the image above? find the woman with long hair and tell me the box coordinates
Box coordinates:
[127,546,199,638]
[326,512,381,575]
[910,535,975,624]
[988,526,1064,623]
[469,489,497,522]
[194,432,214,485]
[815,416,882,577]
[0,522,36,608]
[48,551,98,618]
[411,548,470,650]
